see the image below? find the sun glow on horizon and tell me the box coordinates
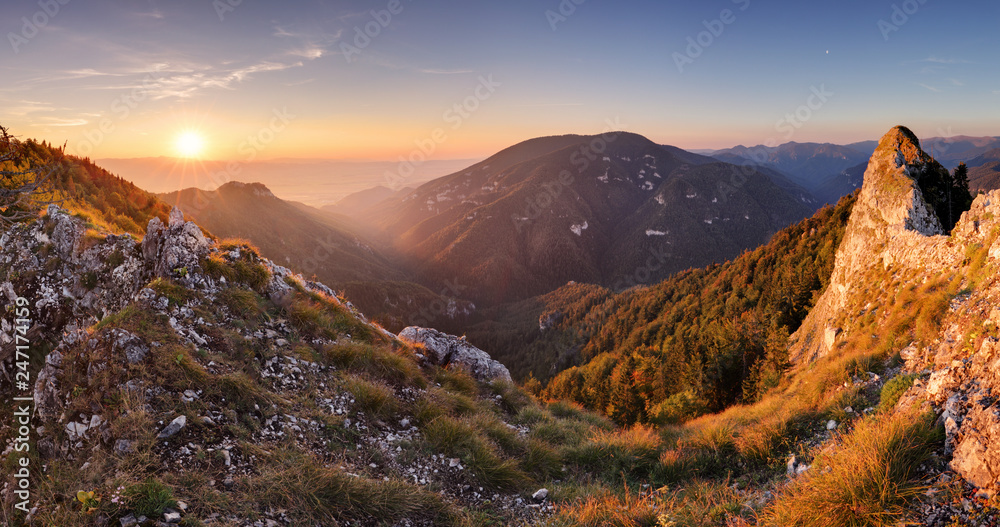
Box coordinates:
[174,131,206,158]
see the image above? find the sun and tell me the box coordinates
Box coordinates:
[175,131,205,158]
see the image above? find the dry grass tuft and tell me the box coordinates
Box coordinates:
[760,410,941,527]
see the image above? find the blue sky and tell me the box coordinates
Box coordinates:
[2,0,998,159]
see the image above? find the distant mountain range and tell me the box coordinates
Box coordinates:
[707,142,872,205]
[968,149,1000,192]
[704,135,1000,205]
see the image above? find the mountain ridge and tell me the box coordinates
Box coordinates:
[358,131,816,305]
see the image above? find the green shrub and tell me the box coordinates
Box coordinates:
[125,480,176,518]
[218,288,263,319]
[345,377,399,419]
[322,342,424,388]
[422,416,529,490]
[879,373,918,412]
[567,425,663,484]
[148,278,194,307]
[649,390,708,425]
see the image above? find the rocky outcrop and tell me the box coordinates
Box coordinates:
[398,326,512,382]
[0,199,551,525]
[790,126,961,363]
[789,126,1000,498]
[142,208,212,279]
[913,307,1000,498]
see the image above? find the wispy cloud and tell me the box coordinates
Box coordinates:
[142,60,303,99]
[923,56,971,64]
[40,117,88,127]
[273,26,340,62]
[917,83,942,93]
[133,9,164,20]
[14,37,328,102]
[289,46,326,60]
[418,68,475,75]
[5,99,59,116]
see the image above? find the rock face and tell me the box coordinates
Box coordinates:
[790,126,959,363]
[789,126,1000,497]
[110,329,150,364]
[142,208,212,279]
[398,326,512,382]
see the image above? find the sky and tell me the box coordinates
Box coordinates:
[2,0,999,161]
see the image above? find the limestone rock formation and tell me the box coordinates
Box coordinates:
[790,126,959,363]
[142,207,212,279]
[789,125,1000,498]
[398,326,512,382]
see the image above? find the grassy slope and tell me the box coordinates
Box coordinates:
[16,140,170,236]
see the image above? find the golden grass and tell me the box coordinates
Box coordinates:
[760,410,941,527]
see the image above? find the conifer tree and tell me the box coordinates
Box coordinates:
[951,163,973,226]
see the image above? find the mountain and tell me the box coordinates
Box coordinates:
[162,182,402,284]
[529,126,1000,521]
[326,184,408,217]
[707,136,1000,204]
[519,192,855,417]
[160,182,472,331]
[12,140,171,235]
[969,161,1000,192]
[921,135,1000,168]
[784,125,1000,501]
[966,147,1000,168]
[710,142,872,204]
[357,132,816,305]
[0,197,632,525]
[951,148,1000,192]
[845,139,878,154]
[812,161,868,205]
